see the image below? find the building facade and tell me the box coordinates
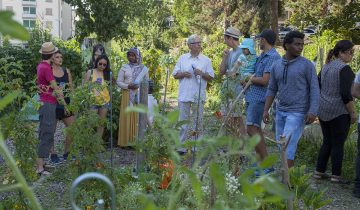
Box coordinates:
[0,0,75,44]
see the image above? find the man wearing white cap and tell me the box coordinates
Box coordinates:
[219,26,246,136]
[36,42,65,175]
[173,34,214,154]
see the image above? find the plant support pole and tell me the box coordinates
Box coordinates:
[109,71,114,168]
[162,67,169,114]
[279,135,293,210]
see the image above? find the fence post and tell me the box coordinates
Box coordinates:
[279,135,293,210]
[136,78,149,173]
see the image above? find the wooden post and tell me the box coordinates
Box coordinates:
[279,135,293,210]
[136,77,149,172]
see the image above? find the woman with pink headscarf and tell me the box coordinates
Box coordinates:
[116,47,149,147]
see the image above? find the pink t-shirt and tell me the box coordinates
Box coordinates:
[37,61,57,104]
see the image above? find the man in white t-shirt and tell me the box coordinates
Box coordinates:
[172,34,214,153]
[351,70,360,198]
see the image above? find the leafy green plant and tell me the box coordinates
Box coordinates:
[290,165,331,210]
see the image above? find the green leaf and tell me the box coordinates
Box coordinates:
[209,162,225,195]
[0,91,21,111]
[0,11,30,40]
[255,176,293,199]
[259,154,278,169]
[125,104,148,114]
[166,110,179,124]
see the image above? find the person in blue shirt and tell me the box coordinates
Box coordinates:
[263,31,320,168]
[246,30,281,175]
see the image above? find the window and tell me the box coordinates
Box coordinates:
[45,21,53,30]
[45,0,53,2]
[45,8,52,16]
[6,6,13,11]
[23,20,36,29]
[23,7,36,14]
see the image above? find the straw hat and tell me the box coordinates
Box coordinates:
[39,42,58,54]
[224,27,241,39]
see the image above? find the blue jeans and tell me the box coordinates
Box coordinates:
[275,110,305,160]
[245,101,265,128]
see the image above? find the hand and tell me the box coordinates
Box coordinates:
[128,83,139,89]
[305,113,316,125]
[240,79,246,86]
[182,72,192,78]
[350,112,357,124]
[222,49,230,58]
[193,69,203,77]
[263,111,270,124]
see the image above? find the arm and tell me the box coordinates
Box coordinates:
[263,95,275,124]
[116,68,129,89]
[219,49,230,76]
[66,68,74,90]
[352,83,360,99]
[250,72,270,86]
[263,68,277,123]
[84,70,91,83]
[305,64,320,124]
[49,80,66,106]
[203,58,215,82]
[340,66,356,123]
[172,56,192,80]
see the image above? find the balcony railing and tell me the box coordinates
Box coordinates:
[22,13,36,19]
[22,0,36,6]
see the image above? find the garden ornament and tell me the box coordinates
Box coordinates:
[70,172,116,210]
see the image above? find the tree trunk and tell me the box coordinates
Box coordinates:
[271,0,279,45]
[223,0,230,30]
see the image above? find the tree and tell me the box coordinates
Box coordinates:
[64,0,132,42]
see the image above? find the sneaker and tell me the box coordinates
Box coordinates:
[255,167,275,178]
[50,154,62,165]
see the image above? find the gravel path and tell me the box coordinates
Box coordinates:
[1,107,360,209]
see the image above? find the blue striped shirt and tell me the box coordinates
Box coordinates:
[246,48,281,103]
[266,56,320,115]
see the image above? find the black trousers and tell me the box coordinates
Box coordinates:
[354,123,360,192]
[316,114,350,176]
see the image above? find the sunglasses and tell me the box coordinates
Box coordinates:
[98,62,107,67]
[190,42,201,45]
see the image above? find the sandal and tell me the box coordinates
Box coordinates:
[330,175,351,184]
[36,169,51,176]
[313,171,331,180]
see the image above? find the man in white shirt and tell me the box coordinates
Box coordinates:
[172,34,214,153]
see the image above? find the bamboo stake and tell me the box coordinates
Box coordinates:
[279,135,293,210]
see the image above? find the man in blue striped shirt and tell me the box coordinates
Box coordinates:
[263,31,320,168]
[246,30,281,174]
